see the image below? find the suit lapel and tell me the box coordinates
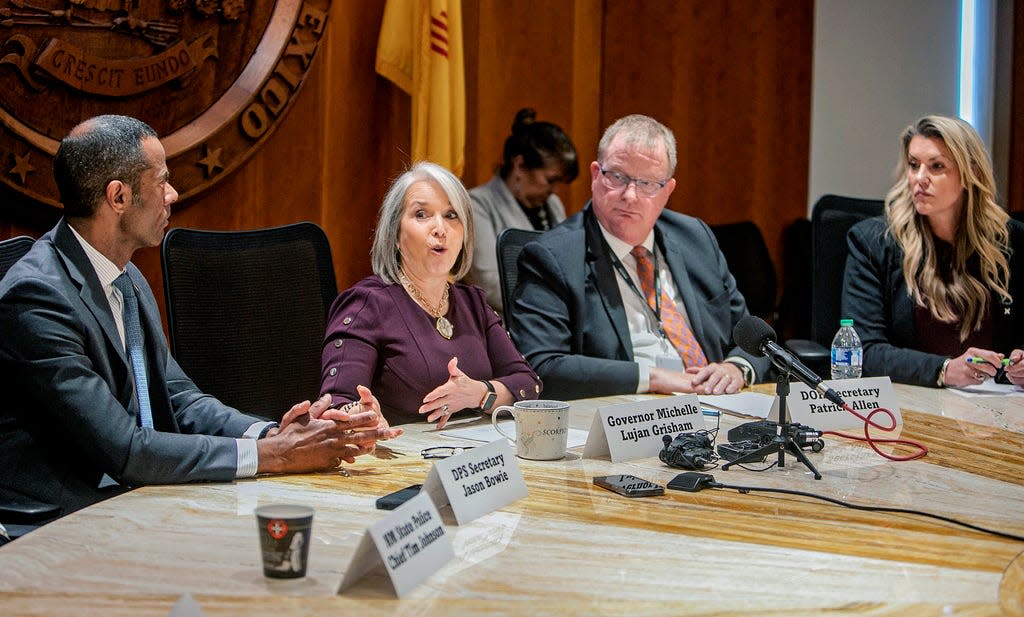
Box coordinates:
[52,221,130,369]
[583,207,633,359]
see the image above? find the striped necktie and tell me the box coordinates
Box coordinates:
[630,246,708,368]
[113,273,154,428]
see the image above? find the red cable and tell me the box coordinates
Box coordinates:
[822,403,929,461]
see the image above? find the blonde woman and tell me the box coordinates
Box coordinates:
[842,115,1024,387]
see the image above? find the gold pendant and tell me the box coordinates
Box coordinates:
[436,316,453,339]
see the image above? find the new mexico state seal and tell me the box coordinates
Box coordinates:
[0,0,330,208]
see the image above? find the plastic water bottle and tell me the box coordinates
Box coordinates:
[830,318,863,379]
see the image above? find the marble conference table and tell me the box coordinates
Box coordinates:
[1,383,1022,616]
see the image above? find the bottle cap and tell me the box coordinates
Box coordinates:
[839,318,854,327]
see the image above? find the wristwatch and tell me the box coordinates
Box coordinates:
[478,380,497,412]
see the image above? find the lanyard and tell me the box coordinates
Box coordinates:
[609,246,666,339]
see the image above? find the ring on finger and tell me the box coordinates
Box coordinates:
[441,403,449,414]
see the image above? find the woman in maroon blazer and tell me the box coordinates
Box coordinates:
[321,162,541,427]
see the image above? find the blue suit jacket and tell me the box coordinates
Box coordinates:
[508,204,769,400]
[0,220,259,515]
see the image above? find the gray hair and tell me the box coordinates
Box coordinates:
[54,115,157,218]
[597,114,677,177]
[371,161,475,284]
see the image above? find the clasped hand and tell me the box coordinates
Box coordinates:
[257,385,402,474]
[650,362,745,395]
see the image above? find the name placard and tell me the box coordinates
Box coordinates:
[337,491,454,598]
[583,394,704,462]
[422,439,528,525]
[784,377,901,431]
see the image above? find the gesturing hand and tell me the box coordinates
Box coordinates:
[419,357,486,429]
[321,385,391,431]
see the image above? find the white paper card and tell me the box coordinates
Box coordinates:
[699,392,774,418]
[337,491,453,598]
[167,593,205,617]
[784,376,901,431]
[950,380,1024,396]
[442,422,590,448]
[582,394,704,462]
[421,439,527,525]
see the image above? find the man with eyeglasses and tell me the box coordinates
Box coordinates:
[508,114,769,400]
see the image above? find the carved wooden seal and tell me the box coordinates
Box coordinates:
[0,0,330,207]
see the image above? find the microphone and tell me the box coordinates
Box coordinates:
[733,316,846,407]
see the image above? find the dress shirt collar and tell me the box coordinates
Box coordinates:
[596,220,655,264]
[67,223,125,289]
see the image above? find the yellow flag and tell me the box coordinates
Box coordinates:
[376,0,465,176]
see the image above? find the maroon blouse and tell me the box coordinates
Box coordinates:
[320,275,541,425]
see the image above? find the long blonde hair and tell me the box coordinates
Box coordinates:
[885,115,1010,341]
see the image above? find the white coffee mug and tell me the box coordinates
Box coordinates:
[491,399,570,460]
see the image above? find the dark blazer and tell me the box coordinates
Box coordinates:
[508,204,769,400]
[0,220,260,515]
[843,216,1024,386]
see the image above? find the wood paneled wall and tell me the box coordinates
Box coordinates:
[14,0,984,333]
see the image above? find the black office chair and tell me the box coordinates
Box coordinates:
[0,235,34,282]
[161,222,337,422]
[0,235,61,544]
[710,221,778,326]
[496,227,543,325]
[784,194,885,377]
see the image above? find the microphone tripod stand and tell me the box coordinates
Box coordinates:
[721,368,822,480]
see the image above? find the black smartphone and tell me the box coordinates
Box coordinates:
[375,484,422,510]
[593,475,664,498]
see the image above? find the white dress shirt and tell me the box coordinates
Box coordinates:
[595,222,753,392]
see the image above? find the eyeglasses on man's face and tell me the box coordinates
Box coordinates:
[420,446,475,459]
[598,166,668,197]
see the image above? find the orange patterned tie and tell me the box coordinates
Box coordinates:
[630,246,708,368]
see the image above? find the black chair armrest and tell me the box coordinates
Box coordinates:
[0,489,60,524]
[785,338,831,379]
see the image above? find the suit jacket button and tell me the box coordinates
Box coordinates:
[334,339,343,348]
[329,367,337,376]
[342,317,353,325]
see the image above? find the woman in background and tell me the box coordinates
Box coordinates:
[842,115,1024,387]
[321,162,541,427]
[466,108,578,313]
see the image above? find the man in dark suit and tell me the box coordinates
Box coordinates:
[0,115,401,517]
[508,114,769,400]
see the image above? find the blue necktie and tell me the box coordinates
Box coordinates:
[113,273,153,429]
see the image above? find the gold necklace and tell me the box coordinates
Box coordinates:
[399,273,453,339]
